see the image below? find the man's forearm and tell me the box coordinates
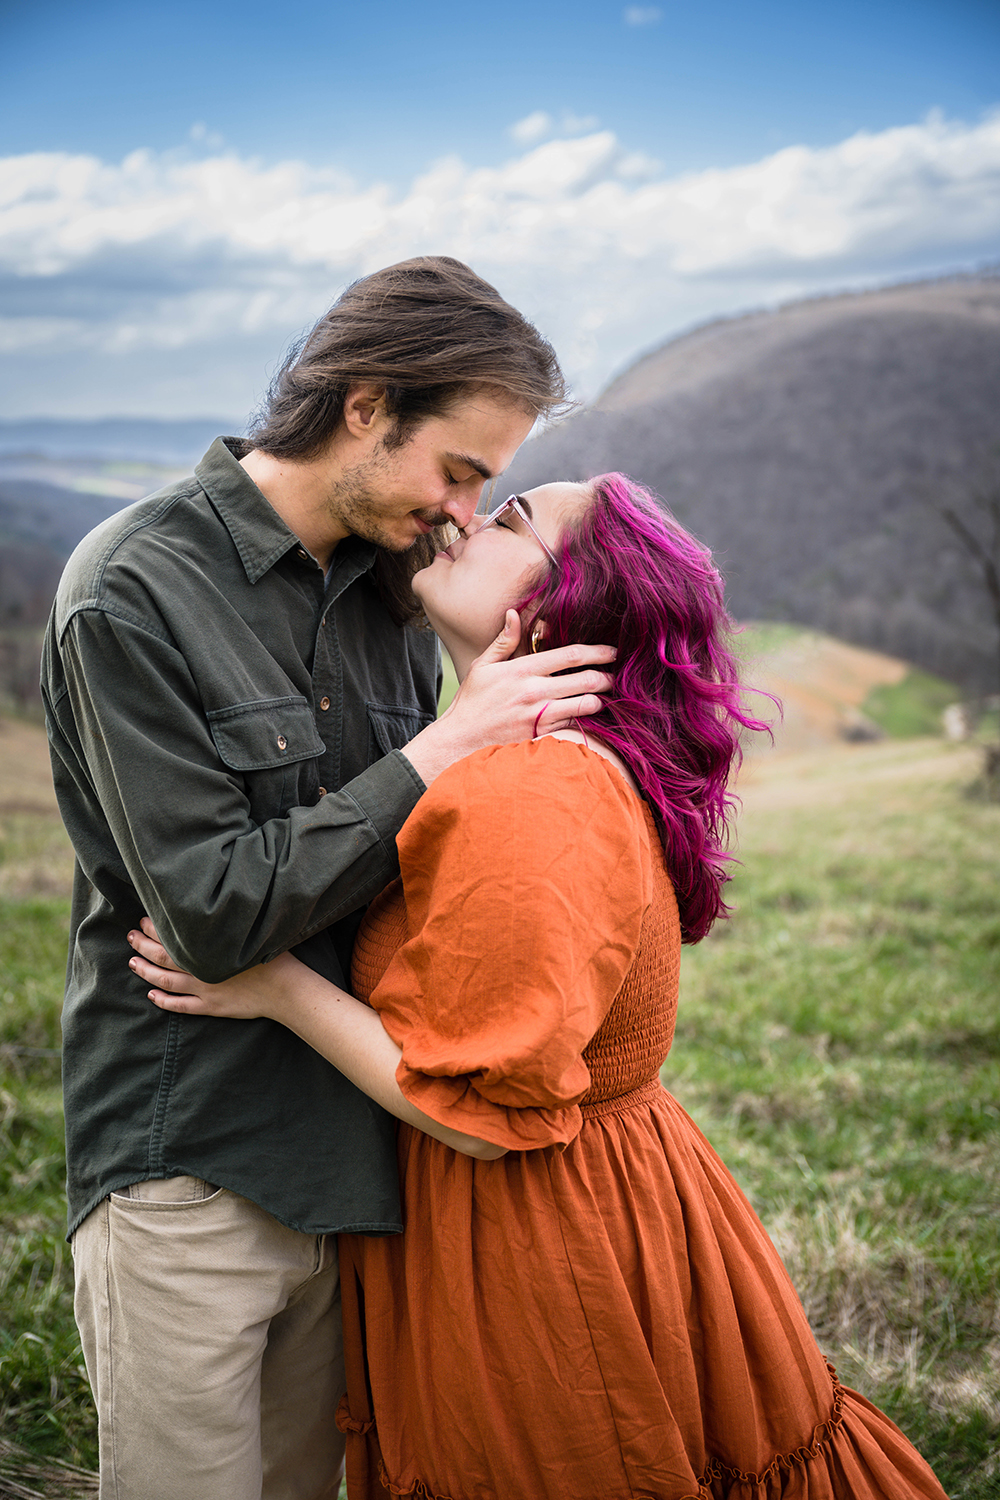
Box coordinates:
[53,612,427,981]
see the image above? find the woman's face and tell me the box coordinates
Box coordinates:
[413,481,592,666]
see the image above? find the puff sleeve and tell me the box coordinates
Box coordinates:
[367,738,652,1150]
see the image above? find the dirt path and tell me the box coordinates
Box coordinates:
[0,714,59,815]
[742,632,910,755]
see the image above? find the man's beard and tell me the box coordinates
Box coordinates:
[328,448,450,552]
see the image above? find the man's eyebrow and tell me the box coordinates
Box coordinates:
[446,451,493,482]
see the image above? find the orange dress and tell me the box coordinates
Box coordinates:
[337,739,947,1500]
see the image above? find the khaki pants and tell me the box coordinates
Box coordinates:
[72,1177,345,1500]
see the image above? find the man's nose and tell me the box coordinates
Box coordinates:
[442,493,481,530]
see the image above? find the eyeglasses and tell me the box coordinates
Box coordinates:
[477,495,559,568]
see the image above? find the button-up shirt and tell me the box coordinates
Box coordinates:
[42,438,440,1235]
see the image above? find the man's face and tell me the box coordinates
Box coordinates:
[325,391,536,552]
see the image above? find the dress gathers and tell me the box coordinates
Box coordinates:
[337,738,947,1500]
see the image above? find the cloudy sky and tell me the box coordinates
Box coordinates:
[2,0,999,421]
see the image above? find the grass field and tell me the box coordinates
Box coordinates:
[674,738,1000,1495]
[0,713,998,1496]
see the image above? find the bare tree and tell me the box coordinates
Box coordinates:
[938,455,1000,796]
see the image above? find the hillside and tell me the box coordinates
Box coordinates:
[0,462,186,708]
[504,275,1000,693]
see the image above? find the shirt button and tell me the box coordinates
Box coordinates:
[319,696,330,712]
[277,734,287,750]
[296,548,308,561]
[317,787,327,798]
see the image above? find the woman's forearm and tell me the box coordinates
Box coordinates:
[130,925,506,1160]
[273,967,507,1159]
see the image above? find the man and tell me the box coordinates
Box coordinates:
[41,257,613,1500]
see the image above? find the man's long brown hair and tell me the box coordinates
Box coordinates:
[249,257,569,625]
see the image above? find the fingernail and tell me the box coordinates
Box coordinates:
[129,959,136,970]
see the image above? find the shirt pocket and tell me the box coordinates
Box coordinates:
[366,702,436,762]
[207,696,326,821]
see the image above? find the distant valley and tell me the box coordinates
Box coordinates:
[3,275,999,710]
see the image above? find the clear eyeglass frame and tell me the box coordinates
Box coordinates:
[477,494,559,568]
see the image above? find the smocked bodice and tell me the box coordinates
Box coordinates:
[352,804,679,1111]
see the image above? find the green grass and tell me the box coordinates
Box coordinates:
[0,892,97,1470]
[731,619,805,661]
[438,648,459,714]
[862,667,963,738]
[672,741,1000,1495]
[2,740,998,1494]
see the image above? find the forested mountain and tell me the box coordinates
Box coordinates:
[504,275,1000,693]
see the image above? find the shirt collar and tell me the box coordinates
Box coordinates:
[195,437,376,586]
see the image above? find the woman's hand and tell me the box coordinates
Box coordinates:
[127,920,506,1160]
[127,917,303,1021]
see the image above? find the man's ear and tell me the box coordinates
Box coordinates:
[342,384,387,439]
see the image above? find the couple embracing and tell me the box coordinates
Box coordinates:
[44,257,947,1500]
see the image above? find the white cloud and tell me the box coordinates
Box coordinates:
[561,112,601,135]
[508,110,600,147]
[508,111,553,146]
[189,122,226,150]
[1,111,999,415]
[624,7,662,26]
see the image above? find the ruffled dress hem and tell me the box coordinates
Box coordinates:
[339,1366,941,1500]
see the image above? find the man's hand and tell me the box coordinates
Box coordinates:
[402,610,615,787]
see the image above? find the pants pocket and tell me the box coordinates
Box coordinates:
[111,1175,222,1206]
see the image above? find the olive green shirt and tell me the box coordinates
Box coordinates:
[41,438,440,1235]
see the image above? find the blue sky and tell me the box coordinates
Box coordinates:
[4,0,998,179]
[1,0,998,418]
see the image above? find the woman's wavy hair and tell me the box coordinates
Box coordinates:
[516,473,770,943]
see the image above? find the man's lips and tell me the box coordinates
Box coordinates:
[413,510,453,535]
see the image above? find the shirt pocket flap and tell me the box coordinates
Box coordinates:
[366,702,436,759]
[207,697,326,772]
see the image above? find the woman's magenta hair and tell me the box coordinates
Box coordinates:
[517,473,770,943]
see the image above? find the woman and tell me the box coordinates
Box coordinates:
[129,475,947,1499]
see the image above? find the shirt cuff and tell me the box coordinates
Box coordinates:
[340,749,426,842]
